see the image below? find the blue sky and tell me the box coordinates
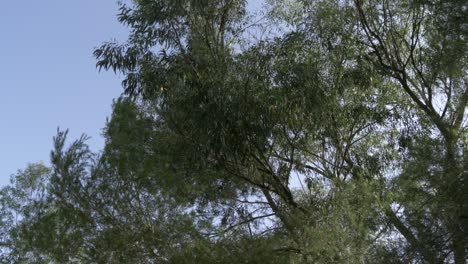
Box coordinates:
[0,1,129,185]
[0,1,266,187]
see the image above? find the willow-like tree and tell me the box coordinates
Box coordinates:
[1,0,466,263]
[94,0,466,262]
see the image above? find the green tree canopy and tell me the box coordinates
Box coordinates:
[1,0,466,263]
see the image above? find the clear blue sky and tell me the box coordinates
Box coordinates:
[0,1,129,186]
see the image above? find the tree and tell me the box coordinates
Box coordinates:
[1,0,466,263]
[94,0,393,262]
[93,0,466,262]
[1,127,289,263]
[351,0,467,262]
[0,163,53,263]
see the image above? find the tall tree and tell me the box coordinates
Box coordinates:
[1,0,465,263]
[95,0,394,262]
[351,0,467,262]
[94,0,467,262]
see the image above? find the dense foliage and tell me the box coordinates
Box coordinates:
[1,0,466,263]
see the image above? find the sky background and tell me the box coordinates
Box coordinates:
[0,1,266,187]
[0,1,129,186]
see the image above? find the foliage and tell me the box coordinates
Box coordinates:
[1,0,466,263]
